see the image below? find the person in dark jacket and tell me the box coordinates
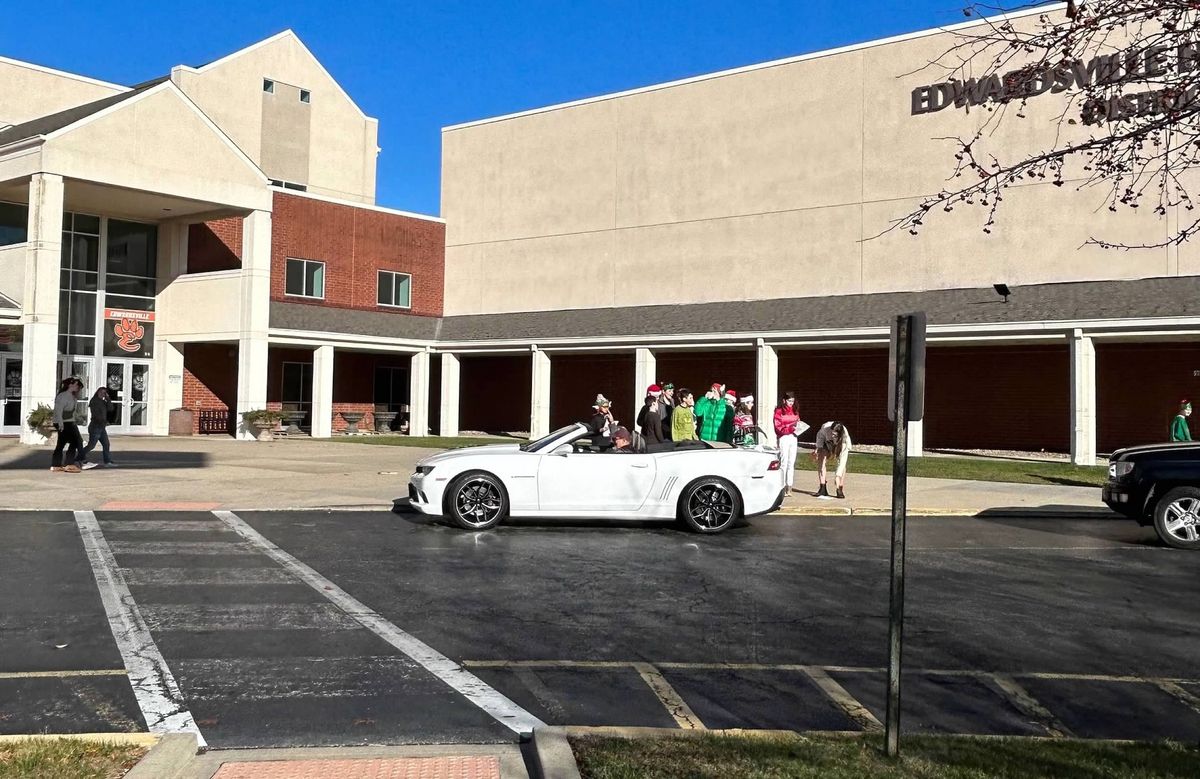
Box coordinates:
[658,382,676,440]
[642,396,665,446]
[78,387,117,467]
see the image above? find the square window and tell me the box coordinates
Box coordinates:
[377,270,411,309]
[299,89,311,103]
[263,78,274,93]
[285,258,324,299]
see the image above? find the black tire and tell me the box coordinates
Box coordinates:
[445,471,509,531]
[1152,486,1200,550]
[678,477,742,534]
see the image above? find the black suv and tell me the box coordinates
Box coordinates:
[1103,442,1200,550]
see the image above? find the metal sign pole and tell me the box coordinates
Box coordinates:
[885,314,910,758]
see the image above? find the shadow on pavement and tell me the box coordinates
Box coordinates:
[2,447,210,471]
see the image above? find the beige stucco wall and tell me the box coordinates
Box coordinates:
[0,243,25,307]
[0,59,124,129]
[156,270,243,340]
[41,86,271,213]
[441,10,1195,315]
[171,33,378,204]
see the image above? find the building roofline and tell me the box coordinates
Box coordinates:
[171,29,376,123]
[0,54,129,93]
[272,186,445,223]
[441,2,1064,132]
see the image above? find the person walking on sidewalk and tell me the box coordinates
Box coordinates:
[50,378,90,473]
[672,388,698,441]
[1171,400,1193,442]
[812,421,851,499]
[773,391,804,493]
[78,387,117,467]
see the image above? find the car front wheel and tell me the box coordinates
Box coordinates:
[679,477,742,534]
[1153,487,1200,550]
[446,471,509,531]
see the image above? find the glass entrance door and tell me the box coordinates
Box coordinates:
[103,360,150,434]
[0,356,21,435]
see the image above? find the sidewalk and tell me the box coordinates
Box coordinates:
[0,436,1105,515]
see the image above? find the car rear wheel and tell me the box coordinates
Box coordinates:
[1153,487,1200,550]
[679,477,742,534]
[446,471,509,531]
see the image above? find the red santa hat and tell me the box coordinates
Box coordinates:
[724,388,737,401]
[741,394,754,405]
[647,384,662,397]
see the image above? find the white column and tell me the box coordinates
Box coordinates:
[906,419,924,458]
[149,341,184,436]
[149,221,189,436]
[408,349,430,436]
[634,347,656,411]
[19,173,64,445]
[530,346,551,439]
[439,352,460,437]
[235,210,271,440]
[1070,329,1097,466]
[755,340,779,446]
[311,345,334,438]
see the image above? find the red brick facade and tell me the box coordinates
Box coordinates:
[549,353,635,429]
[270,192,445,317]
[187,218,242,273]
[459,355,531,433]
[182,343,238,434]
[1098,343,1200,452]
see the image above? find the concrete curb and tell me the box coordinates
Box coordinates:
[772,506,1116,519]
[0,732,160,747]
[124,733,201,779]
[529,727,582,779]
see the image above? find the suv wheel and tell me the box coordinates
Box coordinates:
[1152,487,1200,550]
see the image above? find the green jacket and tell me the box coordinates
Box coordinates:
[694,395,730,442]
[1171,414,1192,442]
[672,405,698,441]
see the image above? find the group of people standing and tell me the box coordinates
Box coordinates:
[586,382,853,498]
[49,377,117,473]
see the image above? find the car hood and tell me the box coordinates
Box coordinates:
[417,443,523,466]
[1111,442,1200,460]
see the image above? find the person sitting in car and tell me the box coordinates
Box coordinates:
[610,426,646,453]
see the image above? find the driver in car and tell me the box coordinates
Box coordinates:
[611,426,645,453]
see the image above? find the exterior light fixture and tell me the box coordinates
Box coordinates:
[993,283,1011,303]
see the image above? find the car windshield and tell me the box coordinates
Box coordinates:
[519,425,583,453]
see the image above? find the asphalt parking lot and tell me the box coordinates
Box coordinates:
[1,508,1198,748]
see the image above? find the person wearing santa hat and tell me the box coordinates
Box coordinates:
[637,384,666,445]
[694,383,731,442]
[1171,400,1193,442]
[717,387,739,444]
[733,394,762,448]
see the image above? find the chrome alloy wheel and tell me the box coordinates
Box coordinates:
[688,483,735,530]
[1163,497,1200,543]
[455,477,504,528]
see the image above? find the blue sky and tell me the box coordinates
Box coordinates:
[1,1,1019,215]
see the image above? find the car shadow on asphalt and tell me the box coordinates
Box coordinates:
[389,499,703,533]
[973,507,1161,548]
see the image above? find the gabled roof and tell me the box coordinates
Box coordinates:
[0,291,18,310]
[0,83,156,147]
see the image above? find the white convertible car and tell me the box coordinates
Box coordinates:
[407,423,785,533]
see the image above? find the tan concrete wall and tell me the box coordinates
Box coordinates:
[0,59,124,128]
[156,270,243,340]
[441,10,1189,316]
[172,33,378,204]
[41,86,271,213]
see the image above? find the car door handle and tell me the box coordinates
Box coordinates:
[630,463,649,468]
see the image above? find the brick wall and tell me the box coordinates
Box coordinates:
[549,353,635,429]
[187,218,242,273]
[778,348,891,446]
[459,355,531,433]
[1098,343,1200,452]
[271,192,445,317]
[656,349,756,411]
[265,348,413,433]
[182,343,238,434]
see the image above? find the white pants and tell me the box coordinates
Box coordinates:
[778,433,798,488]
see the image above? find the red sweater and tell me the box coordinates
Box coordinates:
[774,407,801,436]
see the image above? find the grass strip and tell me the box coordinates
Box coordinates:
[571,733,1200,779]
[0,738,147,779]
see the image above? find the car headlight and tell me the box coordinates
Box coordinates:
[1108,461,1133,479]
[416,465,435,475]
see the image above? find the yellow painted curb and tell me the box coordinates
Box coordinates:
[850,508,978,517]
[0,732,160,747]
[771,507,852,516]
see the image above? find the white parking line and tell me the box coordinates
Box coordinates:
[0,669,127,680]
[212,510,545,737]
[73,511,204,747]
[632,662,706,730]
[801,666,882,732]
[1156,681,1200,719]
[990,673,1073,738]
